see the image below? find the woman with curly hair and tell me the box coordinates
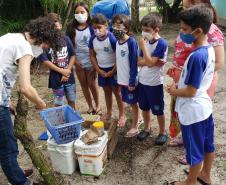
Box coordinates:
[0,17,63,185]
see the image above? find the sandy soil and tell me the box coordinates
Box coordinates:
[0,24,225,185]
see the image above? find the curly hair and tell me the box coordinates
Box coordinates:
[24,17,64,51]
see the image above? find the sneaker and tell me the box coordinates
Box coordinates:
[137,130,150,141]
[155,134,168,145]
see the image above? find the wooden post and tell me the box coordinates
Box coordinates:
[14,93,64,185]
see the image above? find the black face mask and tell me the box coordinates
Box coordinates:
[112,29,125,40]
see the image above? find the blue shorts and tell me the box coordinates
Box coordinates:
[52,83,76,106]
[121,86,138,105]
[181,114,215,166]
[138,83,164,115]
[98,67,117,87]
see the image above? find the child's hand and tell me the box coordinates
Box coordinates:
[166,82,177,96]
[139,37,147,49]
[61,68,71,77]
[61,76,69,83]
[75,62,83,71]
[128,86,135,91]
[98,69,108,78]
[106,70,115,77]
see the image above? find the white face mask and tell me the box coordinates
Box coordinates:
[141,31,154,40]
[31,45,43,58]
[74,13,88,23]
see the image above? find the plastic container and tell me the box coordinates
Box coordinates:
[47,138,77,174]
[74,131,108,176]
[40,105,84,144]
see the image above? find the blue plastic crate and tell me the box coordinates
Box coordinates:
[40,105,84,144]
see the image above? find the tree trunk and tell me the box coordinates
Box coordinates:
[14,93,64,185]
[63,0,74,29]
[131,0,140,33]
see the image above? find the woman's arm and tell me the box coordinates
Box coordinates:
[214,45,224,71]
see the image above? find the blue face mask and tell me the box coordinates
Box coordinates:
[180,31,196,44]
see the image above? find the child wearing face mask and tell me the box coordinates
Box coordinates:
[66,2,101,115]
[137,13,168,144]
[39,13,76,109]
[89,13,125,124]
[111,14,141,137]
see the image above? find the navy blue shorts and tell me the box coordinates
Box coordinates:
[181,114,215,166]
[138,83,164,115]
[121,86,138,105]
[98,67,117,87]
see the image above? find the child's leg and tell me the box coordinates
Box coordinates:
[76,68,94,112]
[52,87,64,107]
[86,68,100,113]
[142,110,151,132]
[112,85,126,124]
[184,162,203,185]
[102,86,113,120]
[127,103,139,132]
[157,114,166,134]
[64,84,76,110]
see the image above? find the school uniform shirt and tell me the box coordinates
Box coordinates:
[138,38,168,86]
[74,26,94,68]
[175,46,215,125]
[88,31,116,68]
[0,33,33,107]
[39,36,75,89]
[116,37,138,86]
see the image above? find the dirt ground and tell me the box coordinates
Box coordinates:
[0,24,226,185]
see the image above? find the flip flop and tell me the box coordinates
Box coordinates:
[176,155,188,165]
[117,117,127,127]
[183,169,212,185]
[93,109,102,115]
[168,137,183,147]
[163,181,178,185]
[124,130,139,138]
[87,110,94,115]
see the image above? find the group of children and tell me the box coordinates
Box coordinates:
[40,2,220,185]
[40,2,168,145]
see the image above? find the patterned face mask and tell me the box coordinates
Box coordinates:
[112,29,125,40]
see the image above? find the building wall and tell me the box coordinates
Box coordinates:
[211,0,226,20]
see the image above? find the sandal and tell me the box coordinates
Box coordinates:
[177,155,188,165]
[93,109,102,115]
[163,181,178,185]
[183,169,212,185]
[125,130,139,138]
[87,109,94,115]
[168,137,183,147]
[117,117,127,127]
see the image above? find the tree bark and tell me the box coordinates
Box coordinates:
[14,93,64,185]
[63,0,73,29]
[131,0,140,33]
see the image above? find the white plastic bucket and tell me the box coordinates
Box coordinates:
[47,138,77,174]
[74,131,108,176]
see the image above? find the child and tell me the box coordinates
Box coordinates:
[165,5,215,185]
[67,2,101,114]
[89,13,125,124]
[112,14,139,137]
[39,13,76,109]
[137,13,168,145]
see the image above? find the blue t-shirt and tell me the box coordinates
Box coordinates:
[39,36,75,89]
[183,46,209,89]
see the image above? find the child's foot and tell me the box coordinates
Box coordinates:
[117,116,126,127]
[168,137,183,147]
[137,130,150,141]
[125,128,139,138]
[93,108,102,115]
[87,107,94,114]
[101,113,112,121]
[155,133,168,145]
[198,171,211,185]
